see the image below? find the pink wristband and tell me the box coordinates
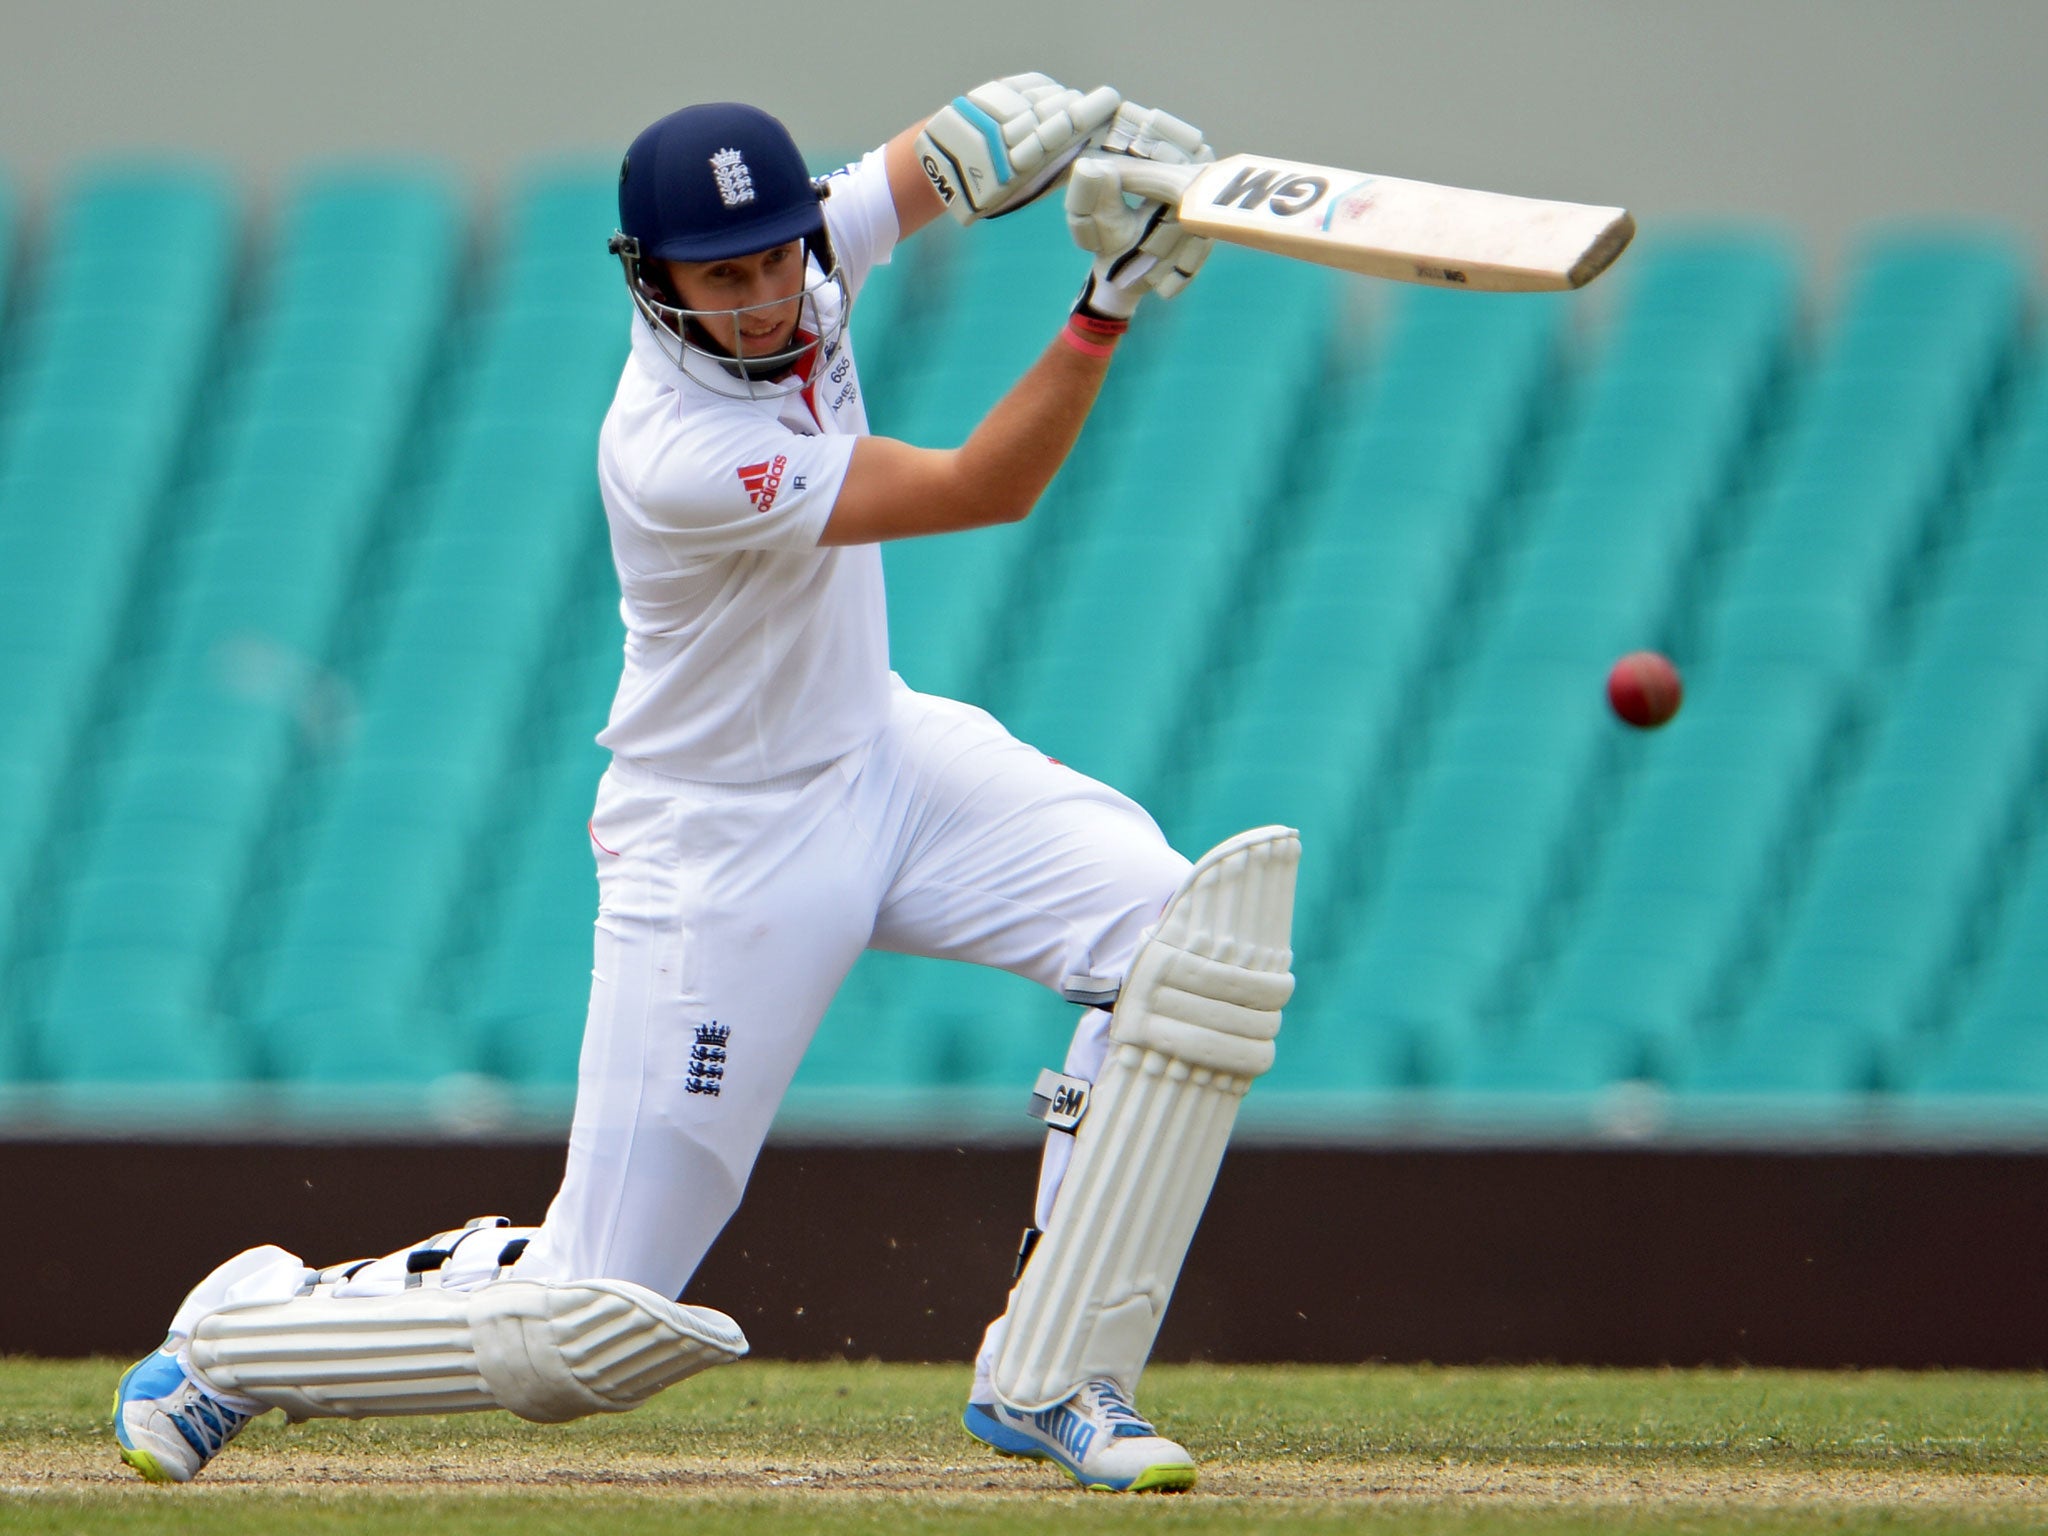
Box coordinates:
[1059,323,1118,359]
[1061,313,1126,358]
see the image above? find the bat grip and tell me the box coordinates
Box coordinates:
[1108,158,1200,207]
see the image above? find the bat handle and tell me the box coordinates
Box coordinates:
[1103,157,1200,207]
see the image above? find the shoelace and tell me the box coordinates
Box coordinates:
[171,1389,251,1458]
[1085,1380,1159,1440]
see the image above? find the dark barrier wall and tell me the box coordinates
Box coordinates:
[10,1141,2047,1366]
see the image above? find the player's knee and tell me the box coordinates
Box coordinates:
[1092,848,1193,980]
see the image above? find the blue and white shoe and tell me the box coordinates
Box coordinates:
[112,1340,257,1484]
[964,1378,1197,1492]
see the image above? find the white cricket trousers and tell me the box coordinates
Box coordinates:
[515,681,1190,1300]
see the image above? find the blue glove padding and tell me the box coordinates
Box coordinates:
[916,74,1121,225]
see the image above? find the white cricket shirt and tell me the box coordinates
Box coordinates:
[595,148,897,782]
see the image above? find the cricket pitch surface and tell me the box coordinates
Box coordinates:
[8,1358,2046,1533]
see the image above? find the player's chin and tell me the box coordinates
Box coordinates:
[736,324,799,358]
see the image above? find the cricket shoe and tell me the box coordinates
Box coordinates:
[964,1378,1197,1492]
[112,1340,258,1483]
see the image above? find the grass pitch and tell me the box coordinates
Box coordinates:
[5,1357,2045,1532]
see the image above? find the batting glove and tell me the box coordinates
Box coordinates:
[1068,104,1216,321]
[916,73,1121,225]
[1099,102,1213,167]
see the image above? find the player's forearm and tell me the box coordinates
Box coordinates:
[953,328,1113,521]
[821,324,1115,545]
[883,121,948,240]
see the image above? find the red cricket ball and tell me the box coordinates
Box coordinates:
[1607,651,1683,729]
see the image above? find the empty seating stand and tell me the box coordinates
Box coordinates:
[1319,235,1797,1094]
[994,243,1338,800]
[1822,359,2048,1102]
[1927,829,2048,1100]
[0,145,2044,1140]
[877,199,1080,710]
[0,165,237,1085]
[241,165,622,1091]
[1480,235,2018,1112]
[1674,232,2026,1100]
[1197,284,1566,1092]
[26,168,460,1092]
[454,588,617,1088]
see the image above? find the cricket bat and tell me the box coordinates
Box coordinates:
[1114,153,1635,292]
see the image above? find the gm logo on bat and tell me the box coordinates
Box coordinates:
[1210,162,1330,217]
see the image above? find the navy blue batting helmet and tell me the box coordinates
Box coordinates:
[617,102,823,263]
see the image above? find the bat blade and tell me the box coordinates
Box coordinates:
[1128,153,1634,291]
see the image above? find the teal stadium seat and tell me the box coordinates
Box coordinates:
[1705,234,2024,683]
[1752,370,2048,1099]
[31,166,237,313]
[1191,288,1571,1086]
[0,166,238,1082]
[796,950,923,1093]
[1923,829,2048,1095]
[791,947,1077,1099]
[1678,243,2028,1098]
[491,161,622,311]
[996,245,1338,805]
[5,151,2047,1139]
[1316,237,1794,1093]
[879,200,1082,707]
[242,166,623,1087]
[893,956,1072,1089]
[456,599,618,1085]
[30,167,460,1087]
[1487,235,2012,1103]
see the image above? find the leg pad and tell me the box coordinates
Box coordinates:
[993,826,1298,1411]
[190,1277,747,1422]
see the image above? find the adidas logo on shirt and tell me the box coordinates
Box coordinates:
[737,454,789,513]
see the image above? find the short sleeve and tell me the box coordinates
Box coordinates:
[607,409,858,561]
[817,148,900,302]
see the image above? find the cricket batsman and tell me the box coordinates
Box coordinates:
[114,75,1300,1493]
